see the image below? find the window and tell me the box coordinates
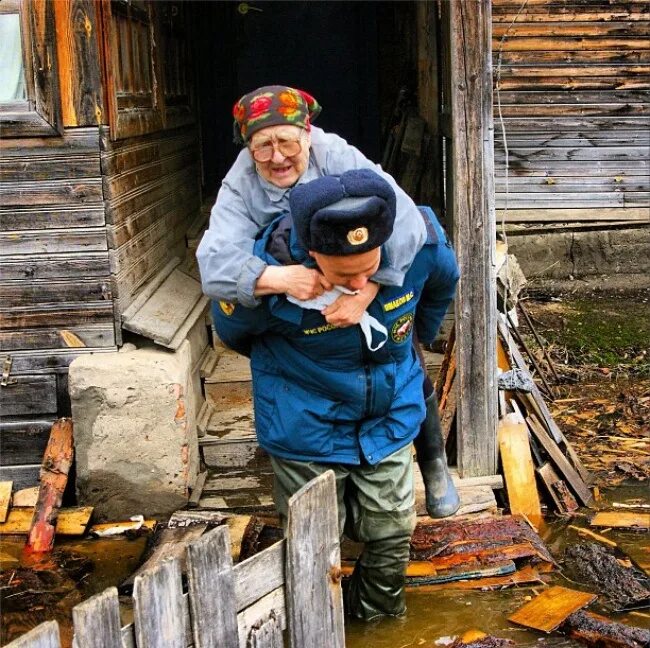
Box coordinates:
[0,0,62,137]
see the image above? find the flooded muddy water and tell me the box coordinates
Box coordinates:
[1,481,647,647]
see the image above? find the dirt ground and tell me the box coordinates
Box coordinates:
[521,288,650,487]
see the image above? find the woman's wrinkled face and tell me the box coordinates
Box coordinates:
[249,125,311,188]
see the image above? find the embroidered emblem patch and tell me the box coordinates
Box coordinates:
[219,301,235,316]
[347,227,369,246]
[391,312,414,343]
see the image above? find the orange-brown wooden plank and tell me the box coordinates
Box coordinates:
[0,482,12,523]
[499,416,543,530]
[590,511,650,530]
[508,586,597,632]
[26,418,74,552]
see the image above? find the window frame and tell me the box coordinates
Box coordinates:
[0,0,63,138]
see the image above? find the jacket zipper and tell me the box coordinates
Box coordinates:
[359,328,372,416]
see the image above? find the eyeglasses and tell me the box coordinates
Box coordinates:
[250,136,303,162]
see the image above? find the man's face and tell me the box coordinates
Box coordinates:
[310,248,381,291]
[249,125,311,188]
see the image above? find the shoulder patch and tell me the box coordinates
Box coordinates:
[219,301,235,316]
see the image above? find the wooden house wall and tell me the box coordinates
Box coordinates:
[100,125,202,323]
[492,0,650,224]
[0,127,117,488]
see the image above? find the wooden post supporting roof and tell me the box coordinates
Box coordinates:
[448,0,498,476]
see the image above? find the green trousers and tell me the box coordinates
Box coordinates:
[269,444,416,621]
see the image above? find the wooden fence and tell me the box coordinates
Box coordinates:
[6,472,345,648]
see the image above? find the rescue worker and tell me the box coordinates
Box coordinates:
[212,169,460,620]
[198,84,461,520]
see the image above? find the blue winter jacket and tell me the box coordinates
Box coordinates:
[212,207,459,466]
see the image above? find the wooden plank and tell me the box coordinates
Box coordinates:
[562,610,650,647]
[508,586,597,632]
[527,416,593,507]
[0,507,93,535]
[3,302,116,330]
[536,463,578,513]
[246,613,283,648]
[495,146,649,161]
[0,205,105,231]
[449,0,497,477]
[0,325,116,352]
[72,587,122,648]
[0,128,98,154]
[495,12,650,23]
[122,268,203,348]
[286,471,344,648]
[5,348,117,375]
[590,511,650,529]
[0,155,100,182]
[497,103,650,117]
[0,253,110,280]
[237,588,286,648]
[497,207,650,223]
[0,179,103,207]
[494,21,650,37]
[233,541,285,611]
[186,525,239,648]
[3,621,61,648]
[0,481,12,523]
[493,37,650,52]
[0,375,57,416]
[0,229,108,256]
[498,415,543,529]
[122,524,207,588]
[133,559,187,648]
[26,419,74,552]
[1,278,112,306]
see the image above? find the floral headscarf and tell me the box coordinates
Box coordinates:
[232,85,321,144]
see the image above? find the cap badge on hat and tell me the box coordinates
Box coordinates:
[347,227,369,246]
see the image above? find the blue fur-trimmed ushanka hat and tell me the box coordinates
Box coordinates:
[290,169,396,255]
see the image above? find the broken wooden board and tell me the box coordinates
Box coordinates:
[508,586,597,633]
[0,481,12,523]
[205,350,252,384]
[0,507,93,535]
[561,610,650,648]
[536,463,578,514]
[408,564,546,593]
[12,486,39,508]
[568,525,617,549]
[590,511,650,530]
[27,418,74,553]
[121,262,208,349]
[410,514,555,569]
[498,414,542,529]
[527,415,593,507]
[414,471,498,517]
[120,523,208,589]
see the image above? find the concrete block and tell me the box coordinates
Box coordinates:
[69,340,201,520]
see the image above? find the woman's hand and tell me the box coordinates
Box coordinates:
[322,282,380,327]
[255,265,332,300]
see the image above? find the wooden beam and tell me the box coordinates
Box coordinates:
[448,0,498,476]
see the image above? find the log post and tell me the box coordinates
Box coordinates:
[447,0,498,476]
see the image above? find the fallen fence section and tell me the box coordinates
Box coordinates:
[5,471,345,648]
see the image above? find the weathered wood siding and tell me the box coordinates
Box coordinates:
[100,126,201,317]
[492,0,650,222]
[0,127,116,486]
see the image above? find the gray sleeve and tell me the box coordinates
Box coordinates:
[196,182,266,308]
[322,134,427,287]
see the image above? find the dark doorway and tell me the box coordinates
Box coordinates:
[192,1,417,197]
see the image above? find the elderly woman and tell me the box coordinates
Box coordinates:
[196,85,429,327]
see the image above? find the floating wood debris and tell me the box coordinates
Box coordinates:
[26,419,74,553]
[590,511,650,530]
[508,586,597,633]
[89,516,156,537]
[560,610,650,648]
[564,543,650,612]
[448,631,515,648]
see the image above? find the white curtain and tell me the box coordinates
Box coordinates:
[0,13,27,102]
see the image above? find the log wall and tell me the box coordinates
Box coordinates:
[0,127,116,487]
[492,0,650,223]
[99,126,201,318]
